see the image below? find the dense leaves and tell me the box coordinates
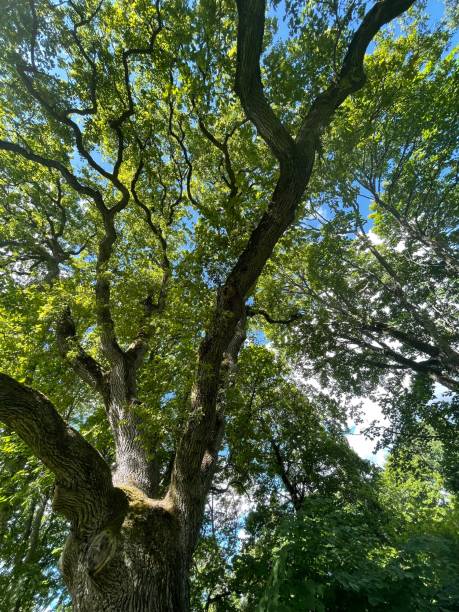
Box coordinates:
[0,0,457,609]
[257,23,459,396]
[192,440,459,611]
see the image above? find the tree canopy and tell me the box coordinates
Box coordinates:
[0,0,458,609]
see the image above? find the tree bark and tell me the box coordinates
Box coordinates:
[0,373,190,611]
[105,360,160,497]
[60,488,189,612]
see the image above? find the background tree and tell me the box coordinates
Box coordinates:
[233,441,459,612]
[188,375,459,611]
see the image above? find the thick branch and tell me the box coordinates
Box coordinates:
[0,374,127,534]
[296,0,416,146]
[168,317,247,560]
[23,493,48,565]
[367,321,441,359]
[56,306,108,398]
[234,0,296,167]
[334,327,459,391]
[168,0,416,549]
[246,306,303,325]
[95,210,125,364]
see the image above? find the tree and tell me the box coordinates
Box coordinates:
[0,0,418,609]
[186,386,459,611]
[229,441,459,612]
[224,346,372,511]
[187,349,377,611]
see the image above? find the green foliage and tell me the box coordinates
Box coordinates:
[256,22,459,399]
[198,442,459,612]
[224,346,372,507]
[0,441,69,610]
[0,0,457,608]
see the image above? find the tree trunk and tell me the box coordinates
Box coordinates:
[63,359,188,609]
[61,487,189,612]
[106,362,160,497]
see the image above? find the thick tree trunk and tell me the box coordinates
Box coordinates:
[63,360,188,609]
[0,374,192,610]
[61,487,189,612]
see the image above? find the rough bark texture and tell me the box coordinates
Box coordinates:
[61,489,188,612]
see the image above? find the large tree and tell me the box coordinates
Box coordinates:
[0,0,417,609]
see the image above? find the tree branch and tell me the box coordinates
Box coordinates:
[355,217,459,364]
[234,0,296,167]
[368,188,459,273]
[246,306,303,325]
[367,321,441,359]
[94,209,126,364]
[0,374,127,535]
[126,160,171,365]
[168,0,416,552]
[197,117,242,200]
[270,438,302,510]
[334,327,459,391]
[56,306,108,399]
[0,139,124,364]
[168,96,201,210]
[296,0,416,147]
[0,139,102,203]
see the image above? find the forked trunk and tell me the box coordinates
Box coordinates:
[60,488,189,612]
[57,367,194,611]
